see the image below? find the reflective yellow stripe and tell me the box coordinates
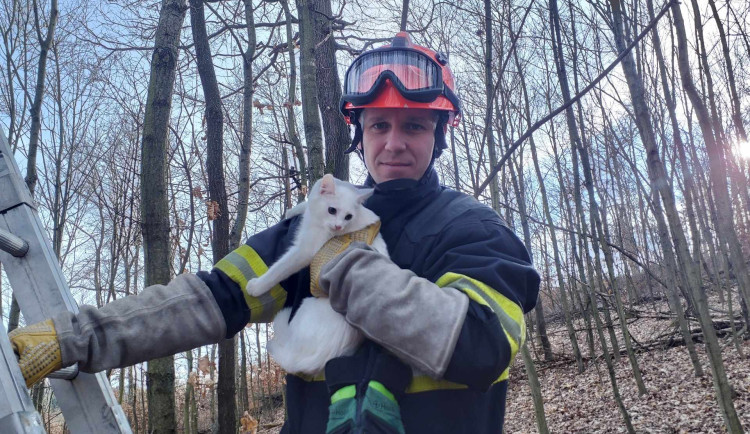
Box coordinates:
[290,271,522,391]
[406,374,508,393]
[406,376,466,393]
[292,373,508,393]
[214,244,287,323]
[293,371,326,382]
[436,272,525,381]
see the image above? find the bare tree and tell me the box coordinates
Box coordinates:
[188,0,235,432]
[140,0,187,431]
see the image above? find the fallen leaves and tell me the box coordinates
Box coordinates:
[240,411,259,434]
[505,300,750,433]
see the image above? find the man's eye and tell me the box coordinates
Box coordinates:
[372,122,388,130]
[345,214,353,220]
[406,123,426,130]
[328,207,337,215]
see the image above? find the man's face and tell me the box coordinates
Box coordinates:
[360,108,437,184]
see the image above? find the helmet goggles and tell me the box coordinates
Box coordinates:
[342,46,461,113]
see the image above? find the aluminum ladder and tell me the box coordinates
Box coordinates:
[0,130,132,433]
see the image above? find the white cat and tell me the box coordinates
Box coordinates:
[245,174,388,375]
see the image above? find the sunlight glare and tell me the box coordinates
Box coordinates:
[739,140,750,160]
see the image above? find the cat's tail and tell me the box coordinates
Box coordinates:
[267,308,293,367]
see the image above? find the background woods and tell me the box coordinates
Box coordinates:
[1,0,749,432]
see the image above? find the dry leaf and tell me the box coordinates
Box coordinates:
[252,99,265,114]
[187,371,198,387]
[197,355,214,375]
[240,411,258,434]
[206,200,221,221]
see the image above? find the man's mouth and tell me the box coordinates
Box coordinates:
[380,162,411,167]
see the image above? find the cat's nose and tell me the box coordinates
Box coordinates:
[334,225,342,231]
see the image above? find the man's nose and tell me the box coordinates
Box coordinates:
[383,130,407,152]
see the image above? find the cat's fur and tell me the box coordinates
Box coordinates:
[245,174,388,375]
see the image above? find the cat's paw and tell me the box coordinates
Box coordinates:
[245,278,267,297]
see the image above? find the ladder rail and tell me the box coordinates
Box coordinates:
[0,130,132,434]
[0,322,45,434]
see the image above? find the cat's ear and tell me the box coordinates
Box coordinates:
[319,174,336,196]
[356,188,374,203]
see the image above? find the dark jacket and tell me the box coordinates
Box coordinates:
[198,168,540,433]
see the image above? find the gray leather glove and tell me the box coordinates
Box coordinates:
[53,274,226,372]
[318,243,469,378]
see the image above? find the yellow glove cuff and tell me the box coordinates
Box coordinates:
[8,319,63,388]
[310,221,381,298]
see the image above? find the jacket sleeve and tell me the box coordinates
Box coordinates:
[196,217,299,337]
[423,213,540,390]
[54,274,227,372]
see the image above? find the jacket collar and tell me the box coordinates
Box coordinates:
[363,168,442,224]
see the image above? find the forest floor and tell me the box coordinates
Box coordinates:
[505,300,750,433]
[257,298,750,433]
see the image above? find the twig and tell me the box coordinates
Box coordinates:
[475,0,678,197]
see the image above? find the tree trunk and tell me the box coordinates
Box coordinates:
[521,340,549,434]
[549,116,596,363]
[239,330,249,414]
[671,3,746,432]
[507,147,553,361]
[294,0,325,182]
[310,0,350,180]
[281,0,307,204]
[550,0,621,362]
[141,1,186,432]
[130,366,139,434]
[399,0,409,31]
[643,0,704,377]
[24,0,57,195]
[229,0,257,250]
[706,0,746,142]
[188,1,235,432]
[7,0,58,335]
[549,0,633,429]
[184,350,194,434]
[516,44,582,372]
[483,0,499,210]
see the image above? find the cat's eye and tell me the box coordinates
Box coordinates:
[345,214,353,221]
[328,207,337,215]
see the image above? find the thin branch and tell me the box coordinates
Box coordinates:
[475,0,678,197]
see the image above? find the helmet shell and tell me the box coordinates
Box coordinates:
[342,32,460,126]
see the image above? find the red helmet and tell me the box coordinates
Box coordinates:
[340,32,461,127]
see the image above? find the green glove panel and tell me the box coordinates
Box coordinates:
[325,342,412,434]
[327,381,405,434]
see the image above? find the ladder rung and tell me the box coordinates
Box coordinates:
[47,364,79,381]
[1,129,133,433]
[0,227,28,257]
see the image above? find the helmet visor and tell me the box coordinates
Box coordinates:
[344,48,443,105]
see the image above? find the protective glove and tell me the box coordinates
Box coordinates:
[8,319,63,388]
[325,342,412,434]
[318,242,469,378]
[309,222,381,297]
